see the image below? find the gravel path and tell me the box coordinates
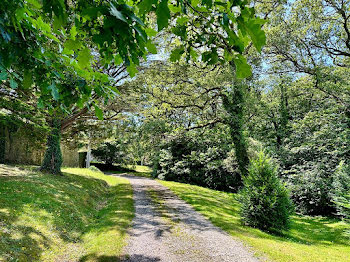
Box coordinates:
[116,174,260,262]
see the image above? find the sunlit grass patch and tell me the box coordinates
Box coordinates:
[0,164,133,261]
[159,180,350,262]
[126,165,152,178]
[127,165,152,174]
[115,165,152,178]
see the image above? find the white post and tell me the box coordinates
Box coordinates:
[86,142,91,168]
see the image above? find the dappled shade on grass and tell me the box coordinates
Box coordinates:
[160,180,350,262]
[0,165,133,261]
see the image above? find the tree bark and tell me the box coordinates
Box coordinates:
[40,118,63,175]
[61,107,89,131]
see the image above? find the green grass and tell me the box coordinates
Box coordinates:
[0,164,134,261]
[159,180,350,262]
[105,165,152,178]
[126,165,152,174]
[124,165,152,178]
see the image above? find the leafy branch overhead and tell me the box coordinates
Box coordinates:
[0,0,265,120]
[159,0,266,78]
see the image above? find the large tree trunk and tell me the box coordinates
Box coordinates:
[222,84,250,183]
[40,118,63,175]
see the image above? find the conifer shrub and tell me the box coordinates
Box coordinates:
[240,152,293,232]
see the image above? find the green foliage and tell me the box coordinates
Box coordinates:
[92,140,127,166]
[248,75,349,216]
[0,0,263,114]
[156,130,243,192]
[281,104,348,215]
[223,83,250,180]
[164,0,266,78]
[332,162,350,219]
[240,152,293,232]
[94,105,104,120]
[156,0,171,30]
[257,0,350,214]
[233,55,252,79]
[287,166,334,216]
[0,0,156,111]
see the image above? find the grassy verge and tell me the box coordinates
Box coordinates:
[159,180,350,262]
[92,163,152,178]
[126,165,152,174]
[123,165,152,178]
[0,164,133,261]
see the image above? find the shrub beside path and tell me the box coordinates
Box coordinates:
[115,174,260,262]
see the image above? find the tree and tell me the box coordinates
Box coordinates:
[0,0,266,174]
[155,126,245,191]
[92,140,127,166]
[124,60,266,184]
[263,0,350,160]
[235,0,350,216]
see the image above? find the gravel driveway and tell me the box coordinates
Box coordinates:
[116,174,260,262]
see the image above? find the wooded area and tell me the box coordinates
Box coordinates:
[0,0,349,261]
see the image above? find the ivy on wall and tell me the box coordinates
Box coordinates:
[40,118,62,175]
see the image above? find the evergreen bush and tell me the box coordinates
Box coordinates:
[240,152,293,232]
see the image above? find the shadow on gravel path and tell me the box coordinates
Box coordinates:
[113,174,260,262]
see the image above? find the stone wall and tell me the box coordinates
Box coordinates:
[61,144,80,167]
[3,126,79,167]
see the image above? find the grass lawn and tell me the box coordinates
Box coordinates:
[106,165,152,178]
[159,180,350,262]
[0,164,134,261]
[126,165,152,173]
[124,165,152,177]
[90,163,152,178]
